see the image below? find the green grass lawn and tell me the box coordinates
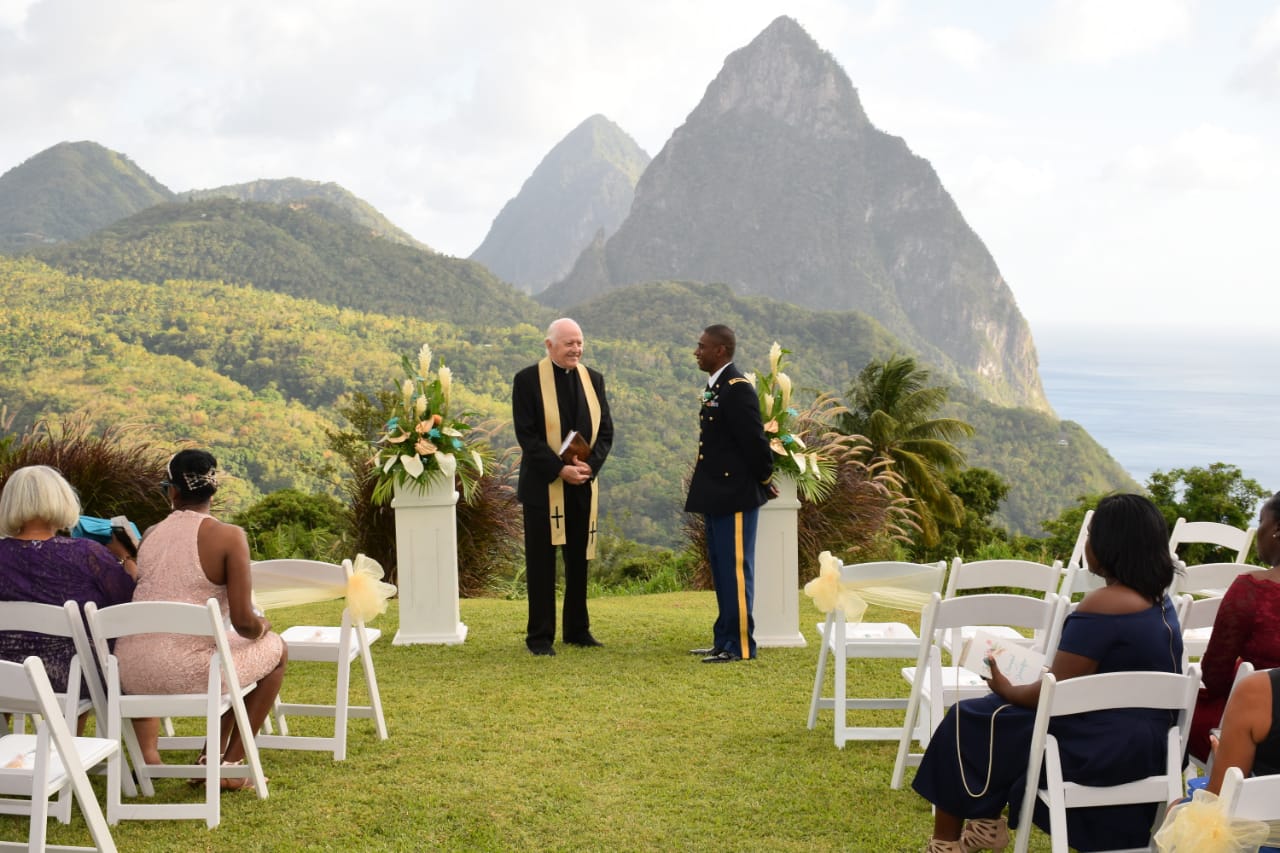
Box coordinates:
[9,592,1060,852]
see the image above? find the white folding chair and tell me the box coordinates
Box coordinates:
[0,601,137,816]
[1187,660,1256,779]
[1168,517,1256,565]
[1065,509,1093,572]
[1057,563,1106,599]
[0,602,100,723]
[1220,763,1280,824]
[251,558,388,760]
[1055,510,1105,600]
[1174,593,1223,665]
[1013,667,1200,853]
[891,592,1066,789]
[85,598,268,828]
[1171,560,1251,598]
[806,560,946,747]
[0,656,118,852]
[942,558,1063,653]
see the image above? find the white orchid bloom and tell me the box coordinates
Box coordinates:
[418,344,432,378]
[769,341,782,374]
[415,395,428,416]
[401,379,414,411]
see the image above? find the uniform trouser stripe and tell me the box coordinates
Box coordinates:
[733,513,749,659]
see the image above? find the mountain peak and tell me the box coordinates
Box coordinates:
[697,14,869,138]
[470,114,649,293]
[542,18,1047,411]
[0,141,173,249]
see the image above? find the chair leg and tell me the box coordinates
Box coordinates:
[271,695,289,737]
[334,646,351,761]
[807,621,830,729]
[358,632,388,741]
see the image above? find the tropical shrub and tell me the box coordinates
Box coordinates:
[232,488,349,561]
[0,414,171,530]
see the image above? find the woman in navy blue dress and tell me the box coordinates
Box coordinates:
[913,494,1182,852]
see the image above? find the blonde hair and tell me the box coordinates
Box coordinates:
[0,465,82,537]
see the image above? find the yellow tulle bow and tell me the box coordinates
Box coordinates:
[253,554,397,624]
[803,551,937,622]
[804,551,867,620]
[345,554,397,623]
[1153,788,1269,853]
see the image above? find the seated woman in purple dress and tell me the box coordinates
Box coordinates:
[0,465,136,697]
[913,493,1182,853]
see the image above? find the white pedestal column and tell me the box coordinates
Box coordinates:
[391,476,468,645]
[753,474,806,647]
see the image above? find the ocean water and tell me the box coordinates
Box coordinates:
[1034,324,1279,498]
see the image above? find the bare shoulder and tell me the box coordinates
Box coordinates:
[1234,670,1273,704]
[1075,583,1152,615]
[197,516,248,546]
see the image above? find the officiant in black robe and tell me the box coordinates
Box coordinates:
[512,318,613,656]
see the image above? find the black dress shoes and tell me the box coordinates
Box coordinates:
[564,634,604,648]
[689,647,723,656]
[701,651,742,664]
[528,644,556,656]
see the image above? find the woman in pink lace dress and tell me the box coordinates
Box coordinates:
[1188,492,1280,761]
[114,449,287,786]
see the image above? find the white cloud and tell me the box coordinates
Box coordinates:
[1231,5,1280,99]
[1025,0,1194,63]
[0,0,36,33]
[927,26,990,71]
[956,156,1056,204]
[1105,124,1274,190]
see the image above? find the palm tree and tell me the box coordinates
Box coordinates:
[838,355,974,546]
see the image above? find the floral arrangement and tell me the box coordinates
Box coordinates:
[747,342,837,502]
[371,343,488,505]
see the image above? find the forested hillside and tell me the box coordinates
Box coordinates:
[0,258,1134,543]
[180,177,430,251]
[29,198,545,327]
[0,141,174,250]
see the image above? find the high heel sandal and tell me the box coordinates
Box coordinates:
[925,839,964,853]
[960,817,1009,852]
[218,758,265,792]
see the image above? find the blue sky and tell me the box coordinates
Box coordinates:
[1,0,1276,331]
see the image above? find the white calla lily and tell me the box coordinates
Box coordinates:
[435,450,457,480]
[400,453,425,478]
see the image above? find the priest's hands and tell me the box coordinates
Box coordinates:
[559,458,592,486]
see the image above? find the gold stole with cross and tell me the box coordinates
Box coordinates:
[537,357,602,559]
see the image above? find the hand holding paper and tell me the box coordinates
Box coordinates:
[960,630,1046,686]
